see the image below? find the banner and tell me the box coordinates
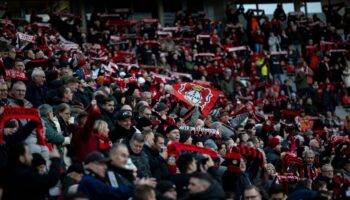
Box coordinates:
[0,106,45,145]
[17,32,35,43]
[180,126,221,139]
[172,82,220,116]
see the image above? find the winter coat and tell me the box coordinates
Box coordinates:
[106,165,135,188]
[287,186,317,200]
[222,172,251,199]
[2,158,60,200]
[181,180,226,200]
[72,108,101,163]
[98,109,116,131]
[268,35,280,52]
[128,145,152,178]
[143,145,170,180]
[25,81,47,108]
[171,173,192,198]
[295,71,308,91]
[0,120,38,188]
[109,123,138,143]
[78,170,135,200]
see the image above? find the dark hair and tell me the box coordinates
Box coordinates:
[176,153,195,173]
[191,172,213,183]
[268,184,285,196]
[100,97,114,105]
[154,133,164,143]
[133,185,155,200]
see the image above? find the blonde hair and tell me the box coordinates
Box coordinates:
[93,120,108,133]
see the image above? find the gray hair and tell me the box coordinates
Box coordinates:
[38,104,53,117]
[31,68,45,80]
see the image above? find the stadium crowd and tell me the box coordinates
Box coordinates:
[0,2,350,200]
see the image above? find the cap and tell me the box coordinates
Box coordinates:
[84,151,110,165]
[165,125,179,135]
[155,102,168,112]
[156,181,176,193]
[179,132,191,143]
[116,111,133,121]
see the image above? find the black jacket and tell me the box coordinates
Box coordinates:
[2,158,61,200]
[25,81,47,108]
[107,165,135,188]
[222,172,251,199]
[171,173,192,198]
[109,123,137,143]
[181,180,226,200]
[98,109,116,131]
[127,145,152,178]
[0,120,38,188]
[143,145,170,180]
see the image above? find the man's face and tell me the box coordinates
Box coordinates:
[20,145,33,166]
[188,178,208,194]
[14,61,25,71]
[154,137,165,152]
[110,146,129,168]
[142,108,152,119]
[143,94,152,104]
[167,129,180,142]
[145,133,154,146]
[69,82,79,93]
[118,118,132,130]
[269,192,286,200]
[34,73,46,86]
[88,162,107,178]
[102,101,115,113]
[305,155,315,165]
[244,188,262,200]
[11,84,26,99]
[321,166,334,178]
[0,84,8,99]
[130,140,144,154]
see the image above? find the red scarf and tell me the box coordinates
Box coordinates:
[95,133,112,151]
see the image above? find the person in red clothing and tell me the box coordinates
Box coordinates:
[72,100,102,163]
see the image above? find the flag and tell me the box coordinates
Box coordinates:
[172,82,220,116]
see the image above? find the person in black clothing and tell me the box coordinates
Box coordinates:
[143,132,170,180]
[109,111,139,143]
[107,143,136,188]
[0,82,9,106]
[181,172,225,200]
[2,143,61,200]
[25,68,47,108]
[98,96,116,131]
[171,153,198,199]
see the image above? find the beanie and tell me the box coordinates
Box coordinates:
[223,152,242,173]
[269,137,281,149]
[166,125,179,135]
[179,132,191,143]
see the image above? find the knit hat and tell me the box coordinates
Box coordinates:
[166,125,179,135]
[155,102,168,112]
[179,132,191,143]
[269,137,281,149]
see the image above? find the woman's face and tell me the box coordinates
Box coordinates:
[59,109,71,122]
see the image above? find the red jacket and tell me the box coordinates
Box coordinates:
[73,108,101,163]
